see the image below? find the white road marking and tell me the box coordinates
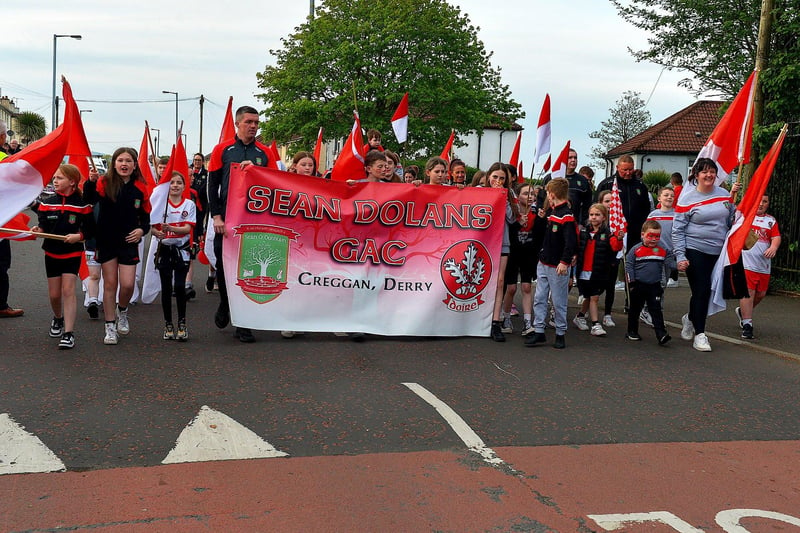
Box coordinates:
[715,509,800,532]
[402,382,505,466]
[162,405,288,464]
[0,413,66,475]
[588,511,704,532]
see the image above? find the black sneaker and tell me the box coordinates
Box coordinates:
[553,334,566,349]
[741,323,754,339]
[626,331,642,341]
[87,302,99,320]
[524,332,546,347]
[176,320,188,341]
[58,332,75,350]
[49,316,64,338]
[185,287,196,300]
[348,332,366,342]
[235,327,255,343]
[163,322,175,340]
[214,305,230,329]
[205,276,216,293]
[490,321,506,342]
[658,333,672,345]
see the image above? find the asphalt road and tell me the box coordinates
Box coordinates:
[1,236,799,531]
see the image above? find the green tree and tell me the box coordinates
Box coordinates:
[588,91,651,167]
[16,111,47,144]
[256,0,523,157]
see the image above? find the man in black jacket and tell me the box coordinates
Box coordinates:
[595,155,651,249]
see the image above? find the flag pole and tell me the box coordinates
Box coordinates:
[0,227,79,242]
[352,81,358,115]
[63,75,98,175]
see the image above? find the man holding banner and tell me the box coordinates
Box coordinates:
[208,106,270,343]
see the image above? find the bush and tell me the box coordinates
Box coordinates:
[642,170,671,195]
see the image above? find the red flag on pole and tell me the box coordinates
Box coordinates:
[0,212,36,241]
[219,96,235,144]
[550,140,571,179]
[313,127,324,168]
[608,178,628,237]
[331,112,365,182]
[439,130,455,164]
[696,71,757,185]
[138,123,157,187]
[542,154,551,173]
[517,160,524,183]
[267,140,281,170]
[508,130,522,168]
[391,92,409,144]
[535,94,551,166]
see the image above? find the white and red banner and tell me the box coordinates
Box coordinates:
[390,92,409,144]
[222,165,505,336]
[534,93,551,166]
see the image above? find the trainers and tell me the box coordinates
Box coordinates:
[185,286,196,300]
[510,304,519,317]
[572,314,589,331]
[103,322,118,345]
[735,306,743,328]
[59,332,75,349]
[553,334,566,349]
[741,323,754,339]
[490,321,506,342]
[590,323,607,337]
[214,304,230,329]
[602,314,616,328]
[693,332,712,352]
[163,322,175,340]
[49,316,64,338]
[235,327,256,343]
[87,301,99,320]
[205,276,216,293]
[547,307,556,329]
[625,331,642,341]
[348,332,366,342]
[521,319,535,336]
[524,331,546,347]
[640,309,653,327]
[615,281,626,291]
[501,315,513,334]
[666,278,679,288]
[658,333,672,345]
[176,320,188,342]
[681,314,695,341]
[116,307,130,335]
[281,330,296,338]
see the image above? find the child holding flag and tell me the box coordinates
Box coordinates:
[32,164,95,349]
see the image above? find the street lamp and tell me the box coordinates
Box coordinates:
[151,128,160,157]
[52,34,81,131]
[79,109,92,115]
[162,90,178,141]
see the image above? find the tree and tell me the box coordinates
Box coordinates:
[588,91,651,167]
[15,111,47,144]
[256,0,523,157]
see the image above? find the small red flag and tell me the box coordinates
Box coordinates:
[313,127,324,169]
[331,112,366,182]
[440,130,455,163]
[219,96,235,144]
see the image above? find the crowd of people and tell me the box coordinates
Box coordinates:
[0,114,782,352]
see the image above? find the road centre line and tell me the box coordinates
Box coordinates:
[402,382,505,466]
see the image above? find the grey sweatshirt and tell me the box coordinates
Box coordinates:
[672,186,735,263]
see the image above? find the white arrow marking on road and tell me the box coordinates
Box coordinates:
[162,405,288,464]
[0,413,66,475]
[402,382,506,466]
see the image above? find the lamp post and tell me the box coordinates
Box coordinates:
[162,90,178,141]
[52,34,81,131]
[151,128,160,157]
[79,109,92,115]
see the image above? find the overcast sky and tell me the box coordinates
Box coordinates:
[4,1,703,173]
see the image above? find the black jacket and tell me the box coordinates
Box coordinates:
[538,201,577,267]
[595,174,651,248]
[36,190,95,259]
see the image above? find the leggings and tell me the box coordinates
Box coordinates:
[159,259,189,324]
[685,248,718,334]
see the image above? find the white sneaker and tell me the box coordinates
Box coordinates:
[602,315,616,327]
[547,307,556,329]
[103,322,118,345]
[666,278,679,288]
[281,331,296,338]
[521,319,535,336]
[693,333,712,352]
[501,315,513,334]
[577,295,585,306]
[640,309,653,327]
[681,313,695,341]
[590,323,607,336]
[615,281,626,292]
[116,307,130,336]
[572,314,589,331]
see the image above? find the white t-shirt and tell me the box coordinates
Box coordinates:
[742,214,780,274]
[159,198,196,251]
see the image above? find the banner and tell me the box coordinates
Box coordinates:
[223,166,505,336]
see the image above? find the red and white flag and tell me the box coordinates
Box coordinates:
[517,160,524,183]
[219,96,235,144]
[313,126,324,168]
[550,140,571,179]
[508,131,522,168]
[439,129,455,164]
[608,178,627,237]
[138,122,157,187]
[542,154,551,173]
[696,71,757,186]
[534,94,551,166]
[0,80,75,227]
[391,92,409,144]
[331,111,366,182]
[0,212,36,241]
[708,124,786,315]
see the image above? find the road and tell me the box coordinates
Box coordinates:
[1,237,799,532]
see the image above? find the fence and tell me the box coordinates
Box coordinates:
[768,122,800,289]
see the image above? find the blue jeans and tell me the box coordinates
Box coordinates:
[533,262,570,335]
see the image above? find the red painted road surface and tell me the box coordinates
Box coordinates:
[3,440,798,532]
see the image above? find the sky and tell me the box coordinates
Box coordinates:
[3,1,704,175]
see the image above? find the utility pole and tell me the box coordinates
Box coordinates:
[746,0,773,184]
[309,0,314,17]
[199,94,205,154]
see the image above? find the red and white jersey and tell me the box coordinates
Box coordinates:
[742,214,780,274]
[159,198,196,247]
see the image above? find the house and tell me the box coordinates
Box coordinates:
[0,95,20,136]
[456,123,524,170]
[604,100,724,178]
